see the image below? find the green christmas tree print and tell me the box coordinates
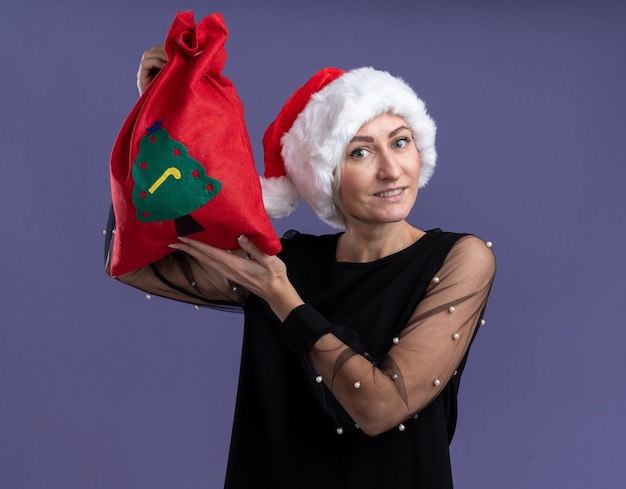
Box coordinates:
[132,120,222,236]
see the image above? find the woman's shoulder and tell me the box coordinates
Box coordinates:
[440,232,497,281]
[418,229,496,275]
[425,228,493,250]
[445,232,495,259]
[280,229,341,248]
[277,230,341,286]
[278,229,341,262]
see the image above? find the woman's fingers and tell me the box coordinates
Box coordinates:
[236,235,270,265]
[170,237,233,268]
[169,237,264,277]
[169,236,285,297]
[137,45,168,96]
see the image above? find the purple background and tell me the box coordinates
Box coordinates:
[2,0,625,487]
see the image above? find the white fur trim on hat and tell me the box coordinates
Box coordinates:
[269,67,436,228]
[259,175,300,219]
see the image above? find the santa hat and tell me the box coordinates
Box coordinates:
[261,66,437,229]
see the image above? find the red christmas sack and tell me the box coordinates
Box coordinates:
[109,11,281,276]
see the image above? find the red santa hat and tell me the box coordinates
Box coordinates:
[261,66,437,228]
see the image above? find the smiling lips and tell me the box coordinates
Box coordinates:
[375,188,404,198]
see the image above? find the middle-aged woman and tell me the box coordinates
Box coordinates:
[105,45,496,488]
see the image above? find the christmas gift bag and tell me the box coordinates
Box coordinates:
[109,11,281,276]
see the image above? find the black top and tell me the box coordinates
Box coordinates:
[225,229,482,489]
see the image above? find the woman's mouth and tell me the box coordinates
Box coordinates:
[375,188,404,198]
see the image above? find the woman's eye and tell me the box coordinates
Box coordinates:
[393,137,410,149]
[349,148,368,159]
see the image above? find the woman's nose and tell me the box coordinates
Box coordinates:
[377,151,402,180]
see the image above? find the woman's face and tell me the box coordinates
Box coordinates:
[338,113,420,226]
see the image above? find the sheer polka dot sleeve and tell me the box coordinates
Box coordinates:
[306,235,496,436]
[104,205,247,311]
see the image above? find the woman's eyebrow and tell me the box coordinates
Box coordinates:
[388,126,411,138]
[349,126,410,144]
[349,135,375,143]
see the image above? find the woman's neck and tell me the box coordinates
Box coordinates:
[336,220,425,263]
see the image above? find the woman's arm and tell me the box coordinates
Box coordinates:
[296,235,495,436]
[105,208,247,307]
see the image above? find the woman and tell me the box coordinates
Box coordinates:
[107,46,496,488]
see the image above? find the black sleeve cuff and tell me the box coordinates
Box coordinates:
[279,304,334,354]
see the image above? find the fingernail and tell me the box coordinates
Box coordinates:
[237,234,248,244]
[178,236,189,243]
[168,244,180,249]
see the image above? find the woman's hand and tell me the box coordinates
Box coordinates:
[137,45,167,96]
[169,235,304,321]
